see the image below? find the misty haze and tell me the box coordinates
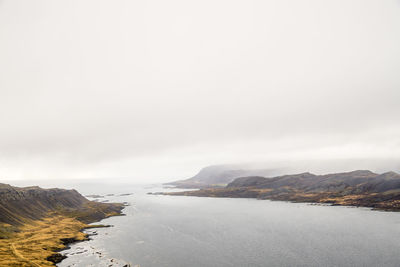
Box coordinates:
[1,0,400,266]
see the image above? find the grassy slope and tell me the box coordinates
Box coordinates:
[0,200,124,266]
[0,216,86,267]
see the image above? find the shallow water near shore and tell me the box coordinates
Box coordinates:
[58,184,400,267]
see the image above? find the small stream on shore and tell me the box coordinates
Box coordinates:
[56,183,400,267]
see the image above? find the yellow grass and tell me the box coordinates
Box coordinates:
[320,194,365,205]
[0,216,88,267]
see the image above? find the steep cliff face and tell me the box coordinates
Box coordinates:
[0,184,122,225]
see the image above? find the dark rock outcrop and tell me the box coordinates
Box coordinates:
[46,253,67,263]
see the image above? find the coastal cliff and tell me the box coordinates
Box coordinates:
[0,183,124,266]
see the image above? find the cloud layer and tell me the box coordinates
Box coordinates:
[1,0,400,181]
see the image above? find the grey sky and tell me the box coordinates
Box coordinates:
[1,0,400,181]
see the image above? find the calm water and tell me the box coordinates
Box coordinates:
[58,184,400,267]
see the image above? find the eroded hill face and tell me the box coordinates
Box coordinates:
[0,184,89,225]
[0,184,124,226]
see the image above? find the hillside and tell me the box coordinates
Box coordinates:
[166,165,284,188]
[165,170,400,211]
[0,183,124,266]
[0,183,123,226]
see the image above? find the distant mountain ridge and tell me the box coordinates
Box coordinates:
[227,170,400,193]
[166,165,285,188]
[165,170,400,211]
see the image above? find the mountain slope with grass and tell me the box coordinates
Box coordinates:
[0,183,124,266]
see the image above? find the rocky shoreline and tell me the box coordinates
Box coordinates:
[49,224,116,264]
[56,215,134,267]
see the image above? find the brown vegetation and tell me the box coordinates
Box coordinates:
[0,184,125,266]
[0,216,87,266]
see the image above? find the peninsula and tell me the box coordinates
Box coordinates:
[0,183,124,266]
[164,170,400,211]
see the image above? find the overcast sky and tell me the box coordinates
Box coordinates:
[0,0,399,182]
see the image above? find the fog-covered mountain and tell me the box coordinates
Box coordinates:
[166,164,286,188]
